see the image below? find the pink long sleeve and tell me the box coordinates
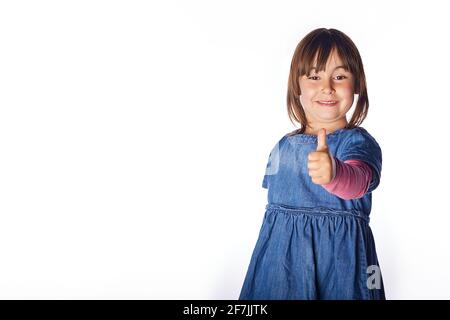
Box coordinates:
[322,157,373,200]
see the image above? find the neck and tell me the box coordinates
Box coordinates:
[304,119,348,135]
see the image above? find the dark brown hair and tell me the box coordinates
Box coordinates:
[287,28,369,135]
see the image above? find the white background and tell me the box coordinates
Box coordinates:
[0,0,448,299]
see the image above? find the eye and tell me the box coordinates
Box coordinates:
[307,75,347,80]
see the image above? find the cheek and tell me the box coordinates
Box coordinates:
[337,82,354,93]
[301,81,316,90]
[299,82,317,98]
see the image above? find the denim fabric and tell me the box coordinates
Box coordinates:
[239,127,385,300]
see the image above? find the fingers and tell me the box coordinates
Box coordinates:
[308,151,327,161]
[307,160,321,170]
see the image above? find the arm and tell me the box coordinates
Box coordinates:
[322,157,373,200]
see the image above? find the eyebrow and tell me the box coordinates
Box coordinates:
[310,65,348,71]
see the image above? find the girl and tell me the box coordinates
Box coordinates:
[239,28,385,300]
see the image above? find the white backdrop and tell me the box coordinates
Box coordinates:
[0,0,448,299]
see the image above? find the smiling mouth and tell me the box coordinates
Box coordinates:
[317,100,338,106]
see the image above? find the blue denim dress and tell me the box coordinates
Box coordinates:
[239,127,386,300]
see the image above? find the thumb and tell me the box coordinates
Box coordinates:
[316,128,328,152]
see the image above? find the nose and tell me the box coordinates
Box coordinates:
[321,79,335,94]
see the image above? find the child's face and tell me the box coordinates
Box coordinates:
[298,50,355,130]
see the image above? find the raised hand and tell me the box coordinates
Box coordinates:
[307,128,334,185]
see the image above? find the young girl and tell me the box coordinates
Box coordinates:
[239,28,385,300]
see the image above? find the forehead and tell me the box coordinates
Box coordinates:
[311,51,346,71]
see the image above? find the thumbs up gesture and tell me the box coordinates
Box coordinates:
[308,128,334,185]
